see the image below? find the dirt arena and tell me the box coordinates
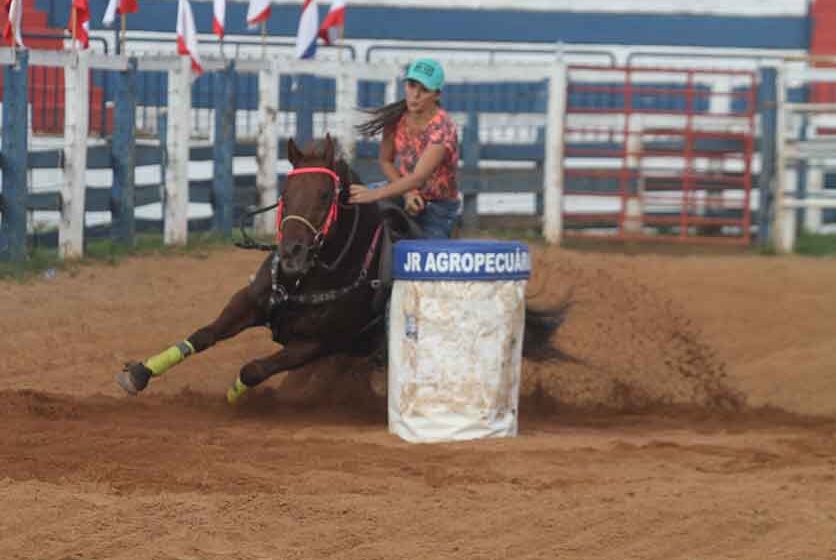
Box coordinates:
[1,243,835,559]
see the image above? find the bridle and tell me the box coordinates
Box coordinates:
[266,164,386,311]
[234,158,386,318]
[276,166,342,248]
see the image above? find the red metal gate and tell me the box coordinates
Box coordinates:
[562,65,756,244]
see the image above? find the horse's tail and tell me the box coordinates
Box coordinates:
[523,296,573,362]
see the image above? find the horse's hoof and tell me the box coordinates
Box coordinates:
[116,362,151,396]
[226,377,249,406]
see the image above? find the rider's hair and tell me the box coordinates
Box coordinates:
[356,99,407,138]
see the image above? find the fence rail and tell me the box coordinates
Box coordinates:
[1,48,564,260]
[3,46,831,260]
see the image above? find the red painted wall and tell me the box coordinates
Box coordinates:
[810,0,836,102]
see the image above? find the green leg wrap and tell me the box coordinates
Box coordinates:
[226,377,249,405]
[144,341,195,377]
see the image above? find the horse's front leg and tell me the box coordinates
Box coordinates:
[226,340,323,404]
[117,257,272,396]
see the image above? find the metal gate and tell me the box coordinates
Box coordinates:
[562,65,756,244]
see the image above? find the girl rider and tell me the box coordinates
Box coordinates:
[349,58,460,239]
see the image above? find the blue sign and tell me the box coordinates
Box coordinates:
[393,240,530,281]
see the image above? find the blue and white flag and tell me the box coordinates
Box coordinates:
[295,0,318,59]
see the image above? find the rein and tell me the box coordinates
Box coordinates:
[236,162,384,313]
[270,223,384,307]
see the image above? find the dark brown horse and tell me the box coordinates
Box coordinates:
[117,135,566,404]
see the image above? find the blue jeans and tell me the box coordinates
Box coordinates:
[415,198,461,239]
[368,182,460,239]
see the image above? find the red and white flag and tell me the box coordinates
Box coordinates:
[67,0,91,49]
[212,0,225,38]
[318,0,345,45]
[246,0,271,28]
[295,0,318,59]
[176,0,203,75]
[102,0,138,27]
[3,0,24,47]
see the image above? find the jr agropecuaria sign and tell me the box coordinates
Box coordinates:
[393,241,531,281]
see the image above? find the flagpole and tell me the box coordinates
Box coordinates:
[70,5,78,50]
[260,20,266,59]
[120,13,127,53]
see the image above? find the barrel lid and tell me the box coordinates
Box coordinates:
[393,240,530,281]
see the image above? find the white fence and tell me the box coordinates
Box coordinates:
[774,60,836,253]
[0,48,566,258]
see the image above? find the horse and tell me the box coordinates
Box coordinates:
[116,134,566,404]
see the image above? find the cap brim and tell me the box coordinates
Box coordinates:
[406,75,440,91]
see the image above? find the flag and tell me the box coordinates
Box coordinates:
[67,0,90,49]
[295,0,318,59]
[176,0,203,75]
[102,0,138,27]
[246,0,271,28]
[212,0,225,38]
[318,0,345,45]
[3,0,24,47]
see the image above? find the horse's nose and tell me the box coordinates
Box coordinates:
[281,241,309,276]
[289,242,306,258]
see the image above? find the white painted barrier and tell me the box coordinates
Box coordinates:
[387,240,530,443]
[60,50,90,259]
[164,56,192,246]
[774,62,836,253]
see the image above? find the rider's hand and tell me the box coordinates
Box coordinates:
[349,183,382,204]
[404,190,425,216]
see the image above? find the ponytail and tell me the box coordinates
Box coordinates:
[356,99,407,138]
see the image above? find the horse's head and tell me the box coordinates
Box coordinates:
[277,134,343,278]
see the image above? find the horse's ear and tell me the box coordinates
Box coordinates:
[323,133,335,169]
[287,138,303,167]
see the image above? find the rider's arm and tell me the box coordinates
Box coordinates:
[350,144,446,204]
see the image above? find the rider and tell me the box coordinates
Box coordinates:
[349,58,461,239]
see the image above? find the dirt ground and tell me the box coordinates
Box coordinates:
[1,243,835,559]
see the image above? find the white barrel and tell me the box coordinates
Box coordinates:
[388,240,531,443]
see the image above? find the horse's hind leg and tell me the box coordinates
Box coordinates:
[117,258,272,396]
[226,340,322,404]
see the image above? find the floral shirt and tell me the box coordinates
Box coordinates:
[392,108,459,201]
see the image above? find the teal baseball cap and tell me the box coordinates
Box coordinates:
[406,58,445,91]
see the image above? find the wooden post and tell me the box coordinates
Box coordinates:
[0,49,29,262]
[757,66,778,248]
[335,65,358,162]
[60,49,91,259]
[164,56,192,246]
[804,167,824,233]
[255,61,279,237]
[212,60,237,237]
[111,57,138,246]
[296,74,315,147]
[772,66,793,253]
[542,57,567,245]
[461,101,480,231]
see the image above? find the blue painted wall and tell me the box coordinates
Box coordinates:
[42,1,810,50]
